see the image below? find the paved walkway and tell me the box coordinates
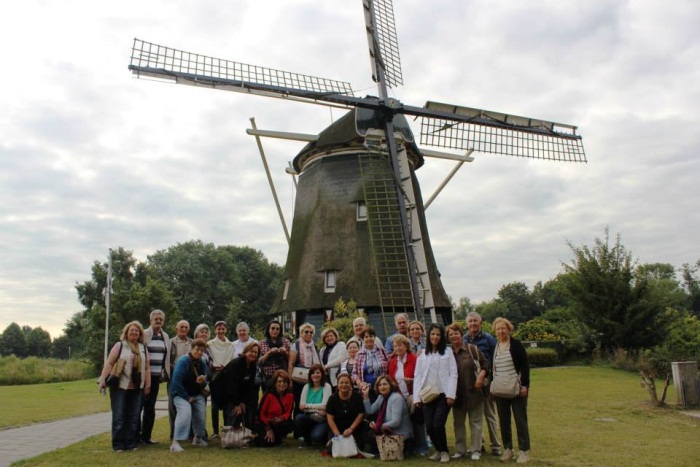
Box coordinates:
[0,399,168,467]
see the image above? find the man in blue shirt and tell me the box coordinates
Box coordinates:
[384,312,409,354]
[463,311,502,456]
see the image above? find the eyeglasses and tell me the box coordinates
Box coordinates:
[270,326,280,330]
[303,330,313,335]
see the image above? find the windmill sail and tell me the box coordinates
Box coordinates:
[128,1,587,337]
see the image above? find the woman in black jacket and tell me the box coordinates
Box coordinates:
[222,342,260,428]
[492,317,531,464]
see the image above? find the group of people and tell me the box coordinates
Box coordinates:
[98,310,531,463]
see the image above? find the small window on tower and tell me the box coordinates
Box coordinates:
[325,270,336,293]
[357,201,367,221]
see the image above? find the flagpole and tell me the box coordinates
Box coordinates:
[104,248,113,363]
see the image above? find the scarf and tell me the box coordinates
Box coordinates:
[365,347,382,376]
[374,394,390,434]
[298,339,319,367]
[208,337,235,367]
[321,342,336,365]
[126,340,142,388]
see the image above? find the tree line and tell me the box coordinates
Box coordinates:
[54,240,282,370]
[454,228,700,373]
[3,230,698,375]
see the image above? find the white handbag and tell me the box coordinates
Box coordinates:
[292,367,309,384]
[419,383,440,404]
[331,435,359,458]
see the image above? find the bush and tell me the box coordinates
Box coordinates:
[526,347,558,367]
[0,356,96,385]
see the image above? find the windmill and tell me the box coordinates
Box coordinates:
[128,0,586,336]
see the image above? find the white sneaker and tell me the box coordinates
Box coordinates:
[192,436,208,447]
[429,451,441,461]
[440,452,450,463]
[516,450,529,464]
[471,451,482,460]
[500,449,514,462]
[451,452,465,459]
[170,442,184,452]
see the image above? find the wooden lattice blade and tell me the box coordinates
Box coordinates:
[416,101,586,162]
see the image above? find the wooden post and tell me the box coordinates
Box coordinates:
[671,361,700,408]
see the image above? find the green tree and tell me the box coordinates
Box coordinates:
[680,259,700,315]
[495,281,541,324]
[322,297,361,343]
[148,241,282,327]
[453,296,475,321]
[1,322,28,357]
[51,334,72,359]
[72,248,179,370]
[477,282,541,325]
[561,228,665,351]
[635,263,689,312]
[26,326,52,357]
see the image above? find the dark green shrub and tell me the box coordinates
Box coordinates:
[526,347,558,367]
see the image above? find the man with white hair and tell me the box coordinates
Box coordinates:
[141,309,171,444]
[384,312,409,354]
[232,321,258,357]
[352,316,383,349]
[463,311,502,456]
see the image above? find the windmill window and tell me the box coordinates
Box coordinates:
[282,278,291,300]
[325,270,336,293]
[357,201,367,221]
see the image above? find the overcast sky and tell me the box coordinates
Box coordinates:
[1,0,698,339]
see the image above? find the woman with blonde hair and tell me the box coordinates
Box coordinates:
[408,320,426,356]
[99,321,151,452]
[319,327,347,388]
[491,317,531,464]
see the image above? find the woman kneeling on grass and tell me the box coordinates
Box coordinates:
[326,372,366,452]
[295,364,332,447]
[255,369,295,446]
[362,374,413,456]
[99,321,151,452]
[170,338,209,452]
[492,317,531,464]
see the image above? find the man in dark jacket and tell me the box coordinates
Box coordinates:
[463,312,502,456]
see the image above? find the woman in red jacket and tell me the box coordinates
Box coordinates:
[254,370,294,447]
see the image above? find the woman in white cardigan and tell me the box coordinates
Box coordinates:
[413,323,458,463]
[319,327,348,388]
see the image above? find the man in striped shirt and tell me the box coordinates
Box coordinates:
[141,309,171,444]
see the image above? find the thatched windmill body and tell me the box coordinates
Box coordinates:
[128,0,586,337]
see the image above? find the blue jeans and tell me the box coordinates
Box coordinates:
[110,388,142,451]
[173,395,206,441]
[294,412,328,444]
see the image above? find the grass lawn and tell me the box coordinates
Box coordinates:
[10,367,700,466]
[0,379,111,429]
